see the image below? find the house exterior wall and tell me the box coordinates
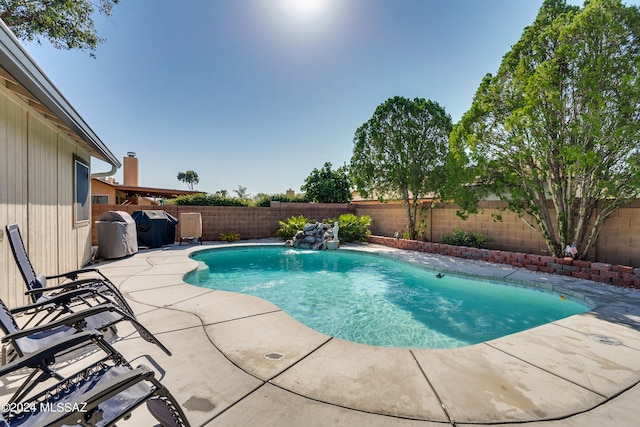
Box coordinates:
[0,82,92,308]
[91,179,117,204]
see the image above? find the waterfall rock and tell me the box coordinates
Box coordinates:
[286,222,340,250]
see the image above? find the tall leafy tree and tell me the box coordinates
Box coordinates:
[0,0,120,57]
[351,96,452,240]
[177,170,199,190]
[451,0,640,258]
[233,185,251,200]
[301,162,352,203]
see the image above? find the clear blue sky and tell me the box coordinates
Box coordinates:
[21,0,636,196]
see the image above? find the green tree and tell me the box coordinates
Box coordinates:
[451,0,640,259]
[233,185,251,200]
[0,0,120,57]
[301,162,352,203]
[177,170,199,190]
[351,96,452,240]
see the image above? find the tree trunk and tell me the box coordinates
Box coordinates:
[402,186,419,240]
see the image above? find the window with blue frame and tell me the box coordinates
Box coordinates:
[74,157,90,224]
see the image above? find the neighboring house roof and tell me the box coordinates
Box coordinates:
[0,20,120,168]
[92,178,201,199]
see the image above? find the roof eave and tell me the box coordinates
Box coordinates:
[0,21,120,168]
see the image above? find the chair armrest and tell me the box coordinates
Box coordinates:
[11,288,100,314]
[25,278,108,296]
[46,267,107,281]
[0,331,101,376]
[38,365,156,427]
[1,304,118,343]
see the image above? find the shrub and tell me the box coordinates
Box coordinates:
[254,193,310,207]
[324,213,372,243]
[219,232,240,242]
[441,226,493,249]
[277,213,372,243]
[275,215,311,240]
[173,193,249,206]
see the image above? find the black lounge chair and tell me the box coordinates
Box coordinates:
[0,331,189,426]
[5,223,134,316]
[16,285,125,331]
[0,296,171,364]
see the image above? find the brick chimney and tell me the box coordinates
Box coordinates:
[123,152,138,186]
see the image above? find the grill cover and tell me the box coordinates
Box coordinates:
[96,211,138,259]
[179,212,202,245]
[132,210,178,248]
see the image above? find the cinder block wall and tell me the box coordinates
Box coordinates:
[91,203,354,246]
[596,202,640,266]
[355,200,640,267]
[355,201,550,253]
[91,200,640,267]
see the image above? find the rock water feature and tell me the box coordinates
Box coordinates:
[285,222,340,250]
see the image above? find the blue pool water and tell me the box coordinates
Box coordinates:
[186,246,591,349]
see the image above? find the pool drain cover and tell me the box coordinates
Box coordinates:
[264,352,285,360]
[588,334,621,346]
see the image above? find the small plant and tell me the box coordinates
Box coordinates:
[219,232,240,242]
[276,215,311,241]
[441,226,493,249]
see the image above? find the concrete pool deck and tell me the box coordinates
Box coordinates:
[16,241,640,425]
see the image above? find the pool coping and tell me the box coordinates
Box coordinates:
[89,241,640,426]
[187,243,596,348]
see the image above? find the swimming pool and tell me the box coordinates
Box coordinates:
[186,246,592,349]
